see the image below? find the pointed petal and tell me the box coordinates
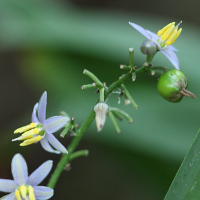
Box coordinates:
[167,45,178,52]
[1,192,16,200]
[11,154,28,185]
[47,133,68,154]
[0,179,17,192]
[38,91,47,123]
[32,103,39,123]
[161,49,179,70]
[146,30,157,39]
[34,186,54,200]
[27,161,53,186]
[129,22,151,40]
[43,116,69,134]
[40,137,60,154]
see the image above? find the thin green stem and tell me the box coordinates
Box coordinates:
[120,84,138,110]
[108,111,121,133]
[69,150,89,161]
[129,48,134,69]
[83,69,104,87]
[99,88,105,102]
[47,55,148,189]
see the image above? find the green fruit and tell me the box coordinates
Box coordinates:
[157,69,196,103]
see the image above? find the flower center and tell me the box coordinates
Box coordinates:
[12,123,45,146]
[15,185,35,200]
[157,21,182,48]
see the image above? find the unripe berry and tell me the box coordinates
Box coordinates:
[157,69,196,103]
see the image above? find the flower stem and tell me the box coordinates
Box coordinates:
[69,150,89,161]
[47,52,147,189]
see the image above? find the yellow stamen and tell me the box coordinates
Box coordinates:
[20,136,42,146]
[14,123,36,134]
[15,190,22,200]
[162,25,175,39]
[157,21,182,46]
[21,128,39,137]
[157,22,175,36]
[166,29,178,45]
[19,185,27,199]
[172,28,182,43]
[28,186,35,200]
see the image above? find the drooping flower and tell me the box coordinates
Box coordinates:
[12,91,69,154]
[94,102,108,132]
[129,21,182,69]
[0,153,53,200]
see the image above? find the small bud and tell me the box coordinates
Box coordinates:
[125,99,131,105]
[94,102,108,132]
[140,39,157,55]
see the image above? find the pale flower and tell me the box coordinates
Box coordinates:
[129,21,182,69]
[0,153,53,200]
[12,91,69,154]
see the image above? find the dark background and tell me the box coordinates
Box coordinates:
[0,0,199,199]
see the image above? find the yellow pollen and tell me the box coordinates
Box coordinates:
[28,186,35,200]
[14,123,36,134]
[20,185,27,199]
[15,190,22,200]
[157,21,182,46]
[157,22,175,36]
[20,136,42,146]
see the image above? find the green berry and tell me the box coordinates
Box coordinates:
[157,69,196,103]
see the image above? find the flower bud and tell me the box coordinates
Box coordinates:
[157,69,196,103]
[94,102,108,132]
[140,39,157,55]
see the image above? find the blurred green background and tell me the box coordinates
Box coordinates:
[0,0,200,199]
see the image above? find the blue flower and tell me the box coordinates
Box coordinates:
[129,21,182,69]
[12,91,69,154]
[0,153,53,200]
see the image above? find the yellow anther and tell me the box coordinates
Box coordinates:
[20,185,27,199]
[15,190,22,200]
[172,28,182,43]
[162,25,175,39]
[166,29,177,45]
[21,129,38,137]
[161,35,167,41]
[28,186,35,200]
[20,136,42,146]
[14,123,36,134]
[34,128,39,134]
[157,22,175,36]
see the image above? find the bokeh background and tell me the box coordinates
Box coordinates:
[0,0,200,199]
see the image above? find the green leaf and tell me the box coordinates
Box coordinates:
[165,129,200,200]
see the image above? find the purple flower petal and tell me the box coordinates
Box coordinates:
[161,49,179,70]
[146,30,157,39]
[11,154,28,185]
[31,103,39,123]
[0,179,17,192]
[40,137,60,154]
[27,161,53,186]
[38,91,47,123]
[34,186,54,200]
[1,192,16,200]
[43,116,69,134]
[47,133,68,154]
[167,45,178,52]
[129,22,151,40]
